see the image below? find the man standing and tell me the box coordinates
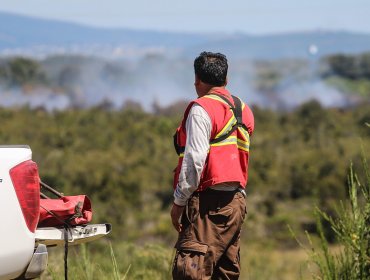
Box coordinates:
[171,52,254,279]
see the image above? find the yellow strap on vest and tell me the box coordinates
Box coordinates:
[216,115,237,138]
[204,94,250,152]
[211,135,250,152]
[203,94,230,106]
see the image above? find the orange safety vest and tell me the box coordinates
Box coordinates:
[173,88,254,191]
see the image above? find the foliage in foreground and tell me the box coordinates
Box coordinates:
[295,153,370,279]
[43,242,173,280]
[44,240,315,280]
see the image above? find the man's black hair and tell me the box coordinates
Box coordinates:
[194,52,228,86]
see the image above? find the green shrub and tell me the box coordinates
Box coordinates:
[293,153,369,279]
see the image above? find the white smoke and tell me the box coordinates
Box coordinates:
[0,87,71,110]
[276,80,355,109]
[0,55,364,111]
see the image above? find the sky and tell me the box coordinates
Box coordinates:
[0,0,369,34]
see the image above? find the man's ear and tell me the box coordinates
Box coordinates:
[224,76,228,86]
[194,75,201,86]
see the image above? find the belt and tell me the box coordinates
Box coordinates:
[202,186,246,198]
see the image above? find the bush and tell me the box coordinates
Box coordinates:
[293,152,370,279]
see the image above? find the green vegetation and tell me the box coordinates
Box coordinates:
[43,241,313,280]
[0,57,47,87]
[321,52,370,98]
[44,242,172,280]
[0,101,369,279]
[291,153,370,279]
[322,53,370,80]
[0,102,368,242]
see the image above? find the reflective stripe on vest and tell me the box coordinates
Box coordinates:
[210,130,250,152]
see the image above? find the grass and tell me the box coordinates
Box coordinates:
[242,244,312,280]
[41,240,314,280]
[41,241,173,280]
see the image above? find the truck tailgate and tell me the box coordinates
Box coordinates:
[35,223,111,247]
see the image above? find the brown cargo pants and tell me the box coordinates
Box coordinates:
[172,189,247,280]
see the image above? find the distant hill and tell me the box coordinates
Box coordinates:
[189,31,370,60]
[1,11,370,59]
[0,11,209,49]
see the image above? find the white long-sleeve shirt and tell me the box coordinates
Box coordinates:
[174,104,210,206]
[173,103,239,206]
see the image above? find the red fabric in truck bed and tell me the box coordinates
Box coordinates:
[39,195,92,227]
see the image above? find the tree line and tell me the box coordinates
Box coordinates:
[322,52,370,80]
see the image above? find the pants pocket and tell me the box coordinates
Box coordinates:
[208,206,233,226]
[173,239,209,280]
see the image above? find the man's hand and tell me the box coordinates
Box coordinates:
[170,203,185,232]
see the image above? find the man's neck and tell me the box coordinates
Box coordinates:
[207,86,227,96]
[198,86,226,97]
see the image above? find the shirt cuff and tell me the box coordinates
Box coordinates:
[173,199,187,207]
[173,184,189,206]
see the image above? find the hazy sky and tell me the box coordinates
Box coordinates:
[0,0,369,34]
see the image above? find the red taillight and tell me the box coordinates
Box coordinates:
[10,160,40,233]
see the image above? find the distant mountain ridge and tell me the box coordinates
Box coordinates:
[1,11,370,59]
[191,31,370,59]
[0,11,210,48]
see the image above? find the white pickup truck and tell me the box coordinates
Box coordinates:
[0,146,111,280]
